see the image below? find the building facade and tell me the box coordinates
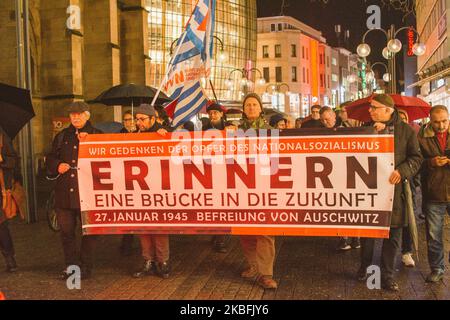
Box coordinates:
[0,0,257,157]
[255,16,333,119]
[413,0,449,108]
[147,0,257,102]
[0,0,257,215]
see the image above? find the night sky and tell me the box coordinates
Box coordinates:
[257,0,413,80]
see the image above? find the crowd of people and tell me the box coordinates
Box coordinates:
[0,92,448,292]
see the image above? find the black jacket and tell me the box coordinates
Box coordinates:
[46,121,102,209]
[301,119,323,128]
[368,110,423,227]
[418,123,450,203]
[0,132,17,223]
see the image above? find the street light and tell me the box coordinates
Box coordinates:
[366,62,390,93]
[265,82,291,111]
[170,35,228,63]
[226,67,266,96]
[356,25,426,93]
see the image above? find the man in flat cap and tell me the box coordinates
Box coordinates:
[202,103,227,130]
[46,101,102,280]
[131,104,171,279]
[357,94,422,291]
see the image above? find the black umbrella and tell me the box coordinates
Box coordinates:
[0,82,35,139]
[94,121,124,133]
[92,83,172,108]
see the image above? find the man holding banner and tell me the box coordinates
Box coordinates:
[131,104,171,279]
[238,93,277,290]
[46,102,102,280]
[357,94,422,292]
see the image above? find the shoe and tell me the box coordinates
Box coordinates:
[241,265,258,279]
[156,261,170,279]
[382,278,399,292]
[214,241,227,253]
[256,275,277,289]
[337,238,351,251]
[132,260,155,278]
[5,255,18,273]
[401,253,415,267]
[425,270,444,283]
[351,238,361,249]
[356,266,368,282]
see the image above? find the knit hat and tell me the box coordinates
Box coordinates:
[372,94,395,109]
[242,93,264,114]
[269,113,287,127]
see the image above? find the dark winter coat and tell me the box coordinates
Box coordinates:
[46,121,102,209]
[418,123,450,203]
[369,110,423,227]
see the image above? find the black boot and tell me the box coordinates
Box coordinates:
[156,261,170,279]
[132,260,155,278]
[5,255,18,273]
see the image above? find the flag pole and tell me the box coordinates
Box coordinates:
[209,80,218,102]
[151,31,188,107]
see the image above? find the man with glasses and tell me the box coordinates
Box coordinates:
[46,101,102,280]
[131,104,171,279]
[120,110,136,133]
[357,94,422,291]
[301,105,323,128]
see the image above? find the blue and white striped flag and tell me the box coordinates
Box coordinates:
[163,0,215,127]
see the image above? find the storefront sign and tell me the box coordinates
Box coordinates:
[407,27,415,57]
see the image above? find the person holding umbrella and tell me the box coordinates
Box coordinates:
[46,101,102,280]
[0,128,19,272]
[357,94,423,291]
[0,82,35,273]
[418,105,450,283]
[131,104,171,279]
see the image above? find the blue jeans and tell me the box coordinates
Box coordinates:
[425,202,450,272]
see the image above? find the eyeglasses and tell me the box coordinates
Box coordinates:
[123,118,133,122]
[369,105,385,111]
[135,116,150,122]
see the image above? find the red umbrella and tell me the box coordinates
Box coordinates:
[346,94,431,123]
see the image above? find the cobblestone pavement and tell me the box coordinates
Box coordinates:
[0,216,449,300]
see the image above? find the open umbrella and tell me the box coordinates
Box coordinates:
[346,94,432,123]
[94,121,124,133]
[0,82,35,139]
[403,179,419,262]
[91,83,172,115]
